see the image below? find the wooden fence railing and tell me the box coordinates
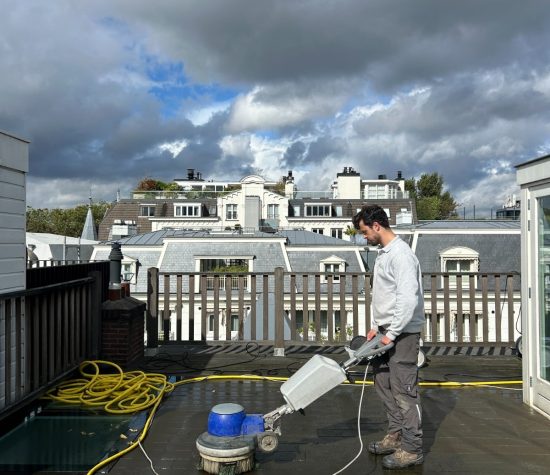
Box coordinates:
[0,273,103,419]
[146,268,520,349]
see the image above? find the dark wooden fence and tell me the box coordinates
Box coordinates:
[0,271,104,419]
[27,261,109,299]
[146,268,520,348]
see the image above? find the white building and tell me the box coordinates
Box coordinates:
[0,130,29,294]
[331,167,408,200]
[517,155,550,419]
[26,233,98,264]
[99,168,417,241]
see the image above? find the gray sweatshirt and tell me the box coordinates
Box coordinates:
[372,236,425,340]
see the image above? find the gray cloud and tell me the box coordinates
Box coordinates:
[109,0,550,89]
[282,141,307,168]
[2,0,550,213]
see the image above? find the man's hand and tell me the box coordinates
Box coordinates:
[367,329,378,341]
[380,335,392,346]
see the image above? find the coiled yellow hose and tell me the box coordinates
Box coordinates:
[45,360,175,414]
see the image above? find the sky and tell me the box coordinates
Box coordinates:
[2,0,550,215]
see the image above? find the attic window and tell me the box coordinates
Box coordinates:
[440,246,479,288]
[320,255,346,282]
[140,205,155,217]
[305,204,331,217]
[174,203,201,217]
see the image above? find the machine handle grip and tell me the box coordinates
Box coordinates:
[341,333,394,370]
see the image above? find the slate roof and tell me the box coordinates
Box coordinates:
[277,230,355,246]
[415,233,521,290]
[416,220,520,230]
[98,198,218,240]
[93,248,162,292]
[115,229,278,246]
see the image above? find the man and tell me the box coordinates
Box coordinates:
[352,205,425,469]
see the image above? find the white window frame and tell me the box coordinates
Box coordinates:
[331,228,343,239]
[195,256,253,291]
[305,203,331,217]
[226,203,238,220]
[140,204,156,217]
[174,203,201,217]
[121,259,137,284]
[440,247,479,289]
[312,228,324,235]
[320,255,346,283]
[267,204,279,219]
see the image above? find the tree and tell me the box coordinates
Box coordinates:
[406,173,458,220]
[135,177,182,192]
[26,201,111,238]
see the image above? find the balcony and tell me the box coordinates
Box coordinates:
[146,269,520,347]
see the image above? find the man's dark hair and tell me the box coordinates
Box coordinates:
[352,205,390,230]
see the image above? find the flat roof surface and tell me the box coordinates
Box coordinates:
[104,344,550,475]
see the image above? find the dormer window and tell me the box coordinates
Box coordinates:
[440,246,479,288]
[121,256,140,284]
[174,204,201,217]
[140,205,156,217]
[320,255,346,282]
[306,204,331,217]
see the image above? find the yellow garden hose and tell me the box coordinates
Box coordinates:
[44,361,522,475]
[45,360,175,414]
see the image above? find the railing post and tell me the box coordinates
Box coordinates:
[507,274,515,343]
[147,267,159,348]
[88,271,102,358]
[274,267,285,356]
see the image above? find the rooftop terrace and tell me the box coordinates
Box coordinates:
[96,343,550,475]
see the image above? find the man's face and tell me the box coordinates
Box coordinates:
[358,220,381,246]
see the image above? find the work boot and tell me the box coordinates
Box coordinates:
[382,448,423,469]
[367,432,401,455]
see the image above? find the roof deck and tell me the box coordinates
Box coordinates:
[103,343,550,475]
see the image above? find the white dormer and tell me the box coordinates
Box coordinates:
[320,255,347,282]
[440,246,479,288]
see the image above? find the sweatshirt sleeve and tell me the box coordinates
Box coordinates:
[385,252,421,341]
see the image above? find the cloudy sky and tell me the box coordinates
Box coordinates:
[2,0,550,214]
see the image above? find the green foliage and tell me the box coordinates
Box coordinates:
[211,264,249,273]
[406,173,458,220]
[344,225,357,236]
[26,202,111,238]
[417,173,444,198]
[135,177,182,192]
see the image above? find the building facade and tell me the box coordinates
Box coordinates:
[98,167,417,241]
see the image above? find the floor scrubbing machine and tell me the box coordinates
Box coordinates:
[196,334,393,474]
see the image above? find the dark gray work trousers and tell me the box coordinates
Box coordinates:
[371,331,423,454]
